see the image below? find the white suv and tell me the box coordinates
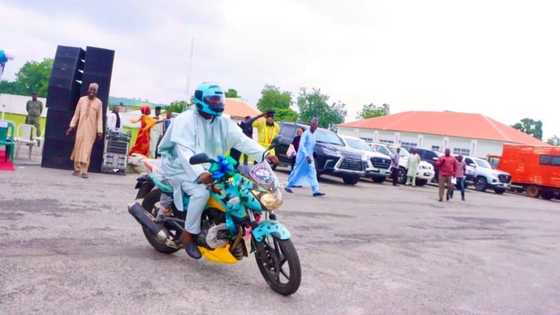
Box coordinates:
[464,156,511,194]
[372,143,435,186]
[342,136,392,183]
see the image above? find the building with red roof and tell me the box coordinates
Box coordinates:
[338,111,544,158]
[224,98,260,121]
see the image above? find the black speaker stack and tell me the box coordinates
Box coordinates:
[41,45,114,173]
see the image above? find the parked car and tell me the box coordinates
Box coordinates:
[342,136,391,183]
[411,147,442,183]
[276,122,365,185]
[373,144,435,186]
[497,144,560,200]
[464,156,511,194]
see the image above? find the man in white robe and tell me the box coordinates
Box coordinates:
[157,83,278,259]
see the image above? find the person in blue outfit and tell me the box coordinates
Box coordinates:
[284,118,325,197]
[157,82,279,259]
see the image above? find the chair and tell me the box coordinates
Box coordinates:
[15,124,40,160]
[0,120,16,162]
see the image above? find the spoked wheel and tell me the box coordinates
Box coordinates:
[255,236,301,296]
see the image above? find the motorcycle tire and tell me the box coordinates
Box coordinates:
[255,236,301,296]
[141,189,180,254]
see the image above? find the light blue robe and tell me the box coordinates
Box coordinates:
[287,129,320,193]
[158,109,266,212]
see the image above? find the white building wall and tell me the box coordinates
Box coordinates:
[0,93,47,118]
[338,127,508,158]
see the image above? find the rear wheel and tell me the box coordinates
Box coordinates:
[398,167,407,184]
[527,185,540,198]
[141,189,180,254]
[415,179,427,187]
[342,175,360,185]
[541,190,554,200]
[475,177,488,192]
[372,177,385,184]
[255,237,301,296]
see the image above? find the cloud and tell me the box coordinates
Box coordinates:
[1,0,559,138]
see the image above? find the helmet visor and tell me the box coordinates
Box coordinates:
[205,95,224,112]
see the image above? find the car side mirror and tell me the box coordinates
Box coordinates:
[189,153,210,165]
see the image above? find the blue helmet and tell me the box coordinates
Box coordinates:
[192,82,225,118]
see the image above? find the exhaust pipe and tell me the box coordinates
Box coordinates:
[128,202,169,242]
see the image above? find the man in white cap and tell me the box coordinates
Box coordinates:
[66,83,104,178]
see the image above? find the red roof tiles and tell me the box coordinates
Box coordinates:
[339,111,544,145]
[224,98,260,119]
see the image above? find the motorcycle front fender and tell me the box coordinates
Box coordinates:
[252,220,291,242]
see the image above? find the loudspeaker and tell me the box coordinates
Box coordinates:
[47,46,85,111]
[41,137,74,170]
[44,109,75,141]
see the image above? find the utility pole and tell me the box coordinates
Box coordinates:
[186,38,195,101]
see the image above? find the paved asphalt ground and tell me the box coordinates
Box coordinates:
[1,166,559,315]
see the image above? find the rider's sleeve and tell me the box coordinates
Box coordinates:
[175,144,206,178]
[228,120,266,162]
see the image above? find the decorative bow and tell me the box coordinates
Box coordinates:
[210,155,237,180]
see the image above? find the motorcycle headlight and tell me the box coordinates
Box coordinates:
[255,190,283,210]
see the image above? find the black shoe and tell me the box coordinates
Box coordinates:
[285,187,294,193]
[185,242,202,259]
[313,192,325,197]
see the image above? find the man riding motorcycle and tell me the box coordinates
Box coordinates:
[157,82,278,259]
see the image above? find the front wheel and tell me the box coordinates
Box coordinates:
[494,188,505,195]
[475,177,488,192]
[342,175,360,185]
[255,237,301,296]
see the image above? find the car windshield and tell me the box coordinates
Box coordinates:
[315,129,344,146]
[390,146,409,157]
[373,144,392,157]
[474,158,492,169]
[345,138,370,151]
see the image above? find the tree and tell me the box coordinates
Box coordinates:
[166,100,190,113]
[297,88,347,128]
[0,58,53,97]
[512,118,543,140]
[547,135,560,146]
[225,88,239,98]
[256,85,298,122]
[357,103,390,119]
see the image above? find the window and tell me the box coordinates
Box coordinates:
[474,158,492,169]
[315,129,344,146]
[360,137,373,143]
[379,139,394,145]
[400,141,417,149]
[540,155,560,166]
[465,158,475,167]
[372,144,392,157]
[453,148,470,156]
[345,137,371,151]
[432,145,440,152]
[280,124,297,138]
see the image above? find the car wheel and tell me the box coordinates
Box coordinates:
[415,179,427,187]
[541,190,554,200]
[475,177,487,192]
[372,177,385,184]
[494,188,505,195]
[527,185,540,198]
[398,167,407,184]
[342,175,360,185]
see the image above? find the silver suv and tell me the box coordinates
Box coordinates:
[464,156,511,194]
[342,136,391,183]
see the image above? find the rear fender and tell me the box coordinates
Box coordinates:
[252,220,291,242]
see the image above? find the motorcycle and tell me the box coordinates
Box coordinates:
[128,144,301,296]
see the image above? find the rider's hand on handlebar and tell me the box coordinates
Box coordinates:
[266,155,279,166]
[198,172,213,185]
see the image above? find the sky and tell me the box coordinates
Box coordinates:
[1,0,559,138]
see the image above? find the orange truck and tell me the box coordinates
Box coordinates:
[498,144,560,200]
